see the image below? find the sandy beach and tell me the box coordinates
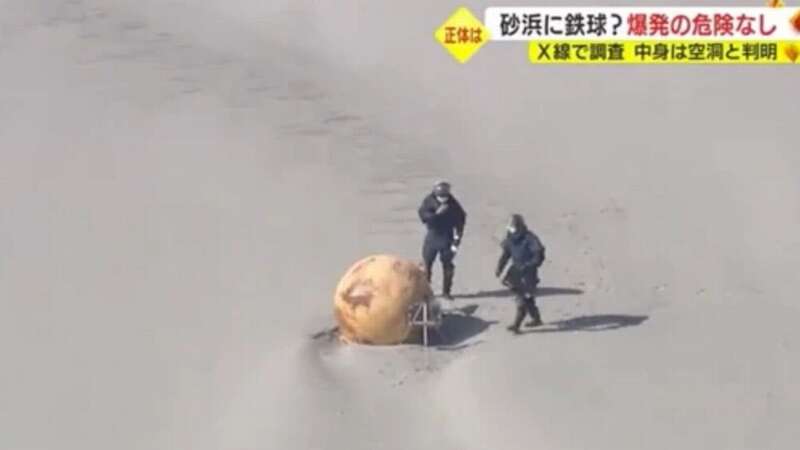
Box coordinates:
[2,1,799,449]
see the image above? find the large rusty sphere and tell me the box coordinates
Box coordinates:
[334,254,433,345]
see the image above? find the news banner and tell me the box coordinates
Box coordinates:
[434,2,800,64]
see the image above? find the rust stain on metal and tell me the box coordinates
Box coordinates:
[334,308,357,337]
[341,279,374,309]
[350,260,367,275]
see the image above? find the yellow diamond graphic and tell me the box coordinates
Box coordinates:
[434,7,490,63]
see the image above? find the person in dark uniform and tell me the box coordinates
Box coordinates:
[495,214,546,333]
[417,181,467,300]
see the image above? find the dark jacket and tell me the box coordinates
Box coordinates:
[418,193,466,245]
[496,229,545,276]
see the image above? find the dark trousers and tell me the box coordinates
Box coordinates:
[503,266,542,328]
[422,235,455,295]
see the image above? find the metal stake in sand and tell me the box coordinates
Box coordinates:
[409,300,442,369]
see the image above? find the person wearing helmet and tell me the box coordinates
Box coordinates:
[417,181,467,300]
[495,214,546,333]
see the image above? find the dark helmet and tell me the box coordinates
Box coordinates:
[433,180,451,198]
[433,180,451,194]
[507,214,528,235]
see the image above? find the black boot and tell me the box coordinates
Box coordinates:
[524,297,543,327]
[442,267,454,300]
[507,304,525,334]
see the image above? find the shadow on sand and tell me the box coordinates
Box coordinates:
[310,304,497,349]
[521,314,649,334]
[453,286,585,300]
[404,304,498,350]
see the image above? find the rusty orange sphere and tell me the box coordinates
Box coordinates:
[333,254,433,345]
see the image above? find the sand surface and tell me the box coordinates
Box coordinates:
[2,1,799,449]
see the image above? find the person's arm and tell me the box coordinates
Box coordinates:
[452,200,466,245]
[495,241,511,277]
[527,234,545,267]
[418,197,437,224]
